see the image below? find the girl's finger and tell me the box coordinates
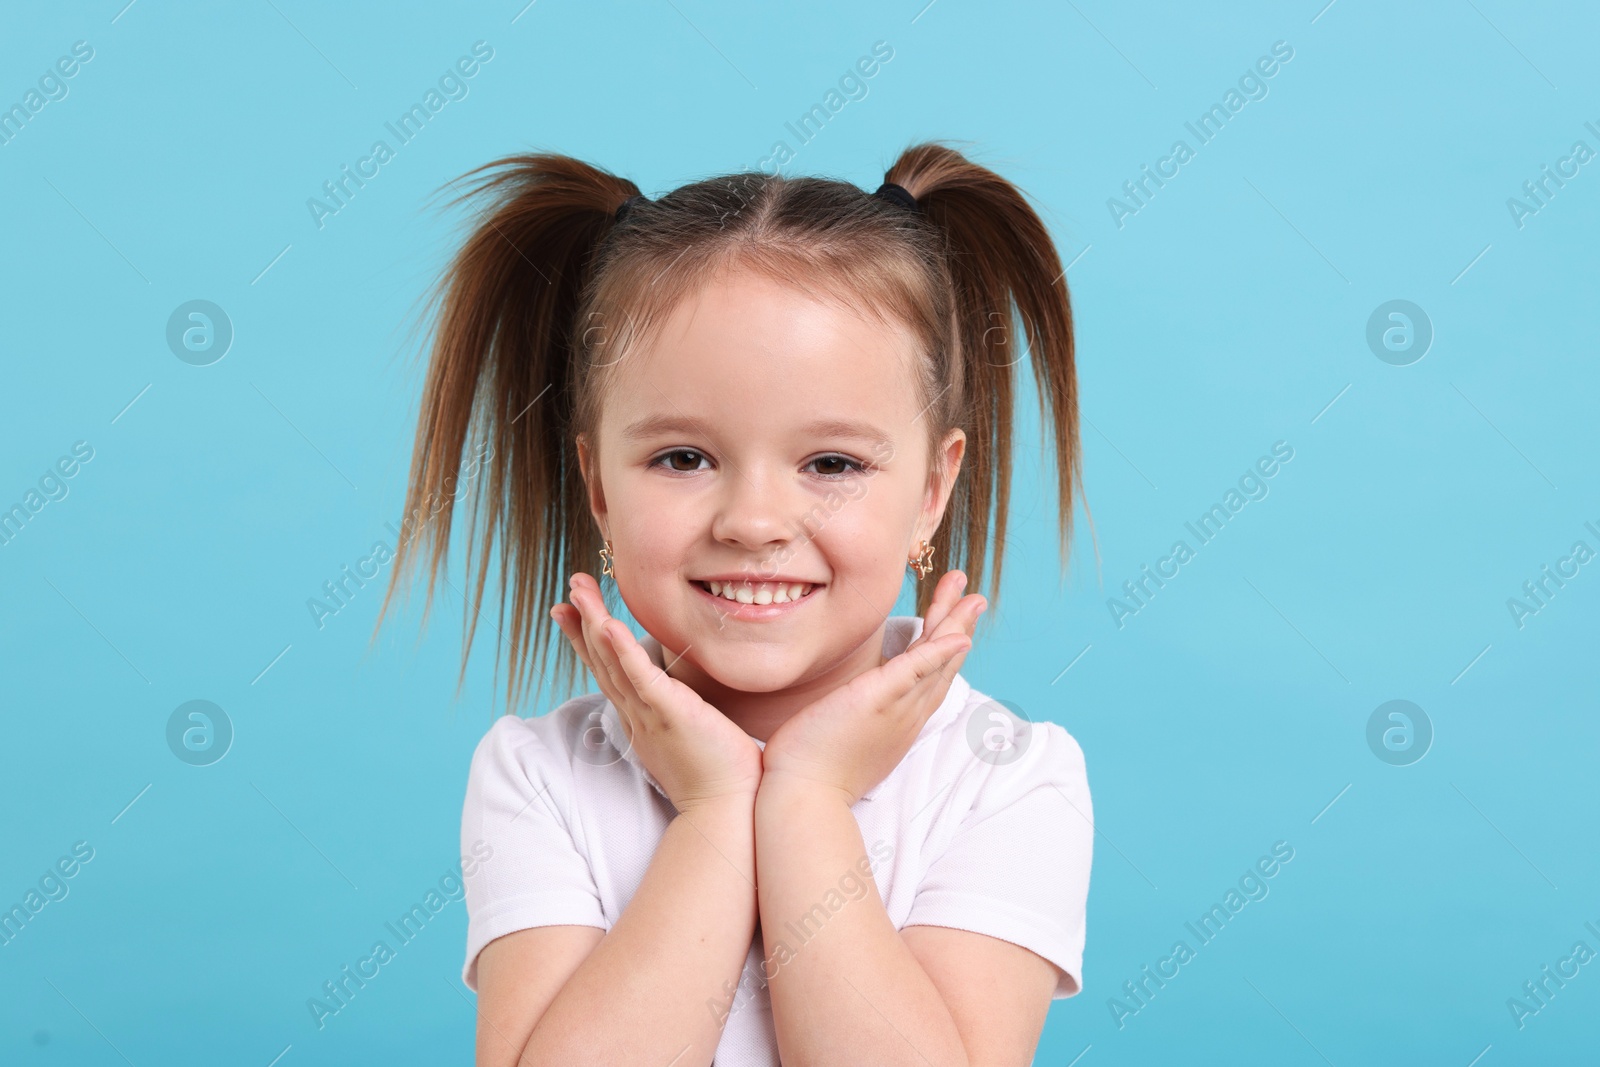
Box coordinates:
[561,589,604,672]
[550,604,600,678]
[887,630,972,701]
[569,584,629,712]
[604,622,680,721]
[919,629,975,692]
[569,579,614,662]
[925,591,987,647]
[959,592,988,631]
[940,591,979,633]
[900,607,981,707]
[571,581,653,717]
[594,619,656,718]
[575,616,643,742]
[940,630,974,682]
[577,590,635,708]
[559,582,648,745]
[909,570,966,653]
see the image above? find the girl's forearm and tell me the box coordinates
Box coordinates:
[521,796,757,1066]
[753,777,969,1067]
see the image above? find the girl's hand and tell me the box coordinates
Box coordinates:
[552,573,764,815]
[759,570,987,807]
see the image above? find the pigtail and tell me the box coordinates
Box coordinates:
[884,142,1093,620]
[378,153,641,712]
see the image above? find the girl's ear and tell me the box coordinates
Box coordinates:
[575,432,609,536]
[917,427,967,543]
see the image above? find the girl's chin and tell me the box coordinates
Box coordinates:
[672,643,815,694]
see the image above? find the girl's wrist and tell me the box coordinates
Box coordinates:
[674,789,760,822]
[755,769,855,811]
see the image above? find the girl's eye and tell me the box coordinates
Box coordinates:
[650,449,710,473]
[648,450,868,477]
[807,454,868,478]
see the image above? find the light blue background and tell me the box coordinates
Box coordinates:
[2,1,1596,1063]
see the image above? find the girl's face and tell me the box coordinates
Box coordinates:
[577,269,964,729]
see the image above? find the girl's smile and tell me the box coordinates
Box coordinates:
[690,577,824,620]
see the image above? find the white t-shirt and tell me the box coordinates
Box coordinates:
[460,615,1092,1065]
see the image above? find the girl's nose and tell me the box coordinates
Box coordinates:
[709,467,801,550]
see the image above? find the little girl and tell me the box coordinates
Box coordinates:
[384,142,1093,1066]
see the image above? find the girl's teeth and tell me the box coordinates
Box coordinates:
[705,580,812,604]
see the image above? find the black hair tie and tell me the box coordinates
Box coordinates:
[872,181,921,214]
[614,194,649,224]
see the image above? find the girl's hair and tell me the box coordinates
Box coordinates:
[379,141,1091,711]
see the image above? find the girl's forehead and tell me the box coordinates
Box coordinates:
[598,301,924,445]
[665,270,913,347]
[605,348,915,431]
[630,275,918,380]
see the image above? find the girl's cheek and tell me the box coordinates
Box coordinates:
[631,540,684,584]
[815,519,901,577]
[832,483,913,541]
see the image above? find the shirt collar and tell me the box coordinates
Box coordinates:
[597,616,972,806]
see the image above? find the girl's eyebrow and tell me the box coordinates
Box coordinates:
[621,413,892,449]
[620,413,716,441]
[801,417,894,450]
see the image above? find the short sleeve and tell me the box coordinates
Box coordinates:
[903,722,1093,998]
[460,715,608,992]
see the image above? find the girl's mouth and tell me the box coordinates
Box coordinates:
[690,578,822,619]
